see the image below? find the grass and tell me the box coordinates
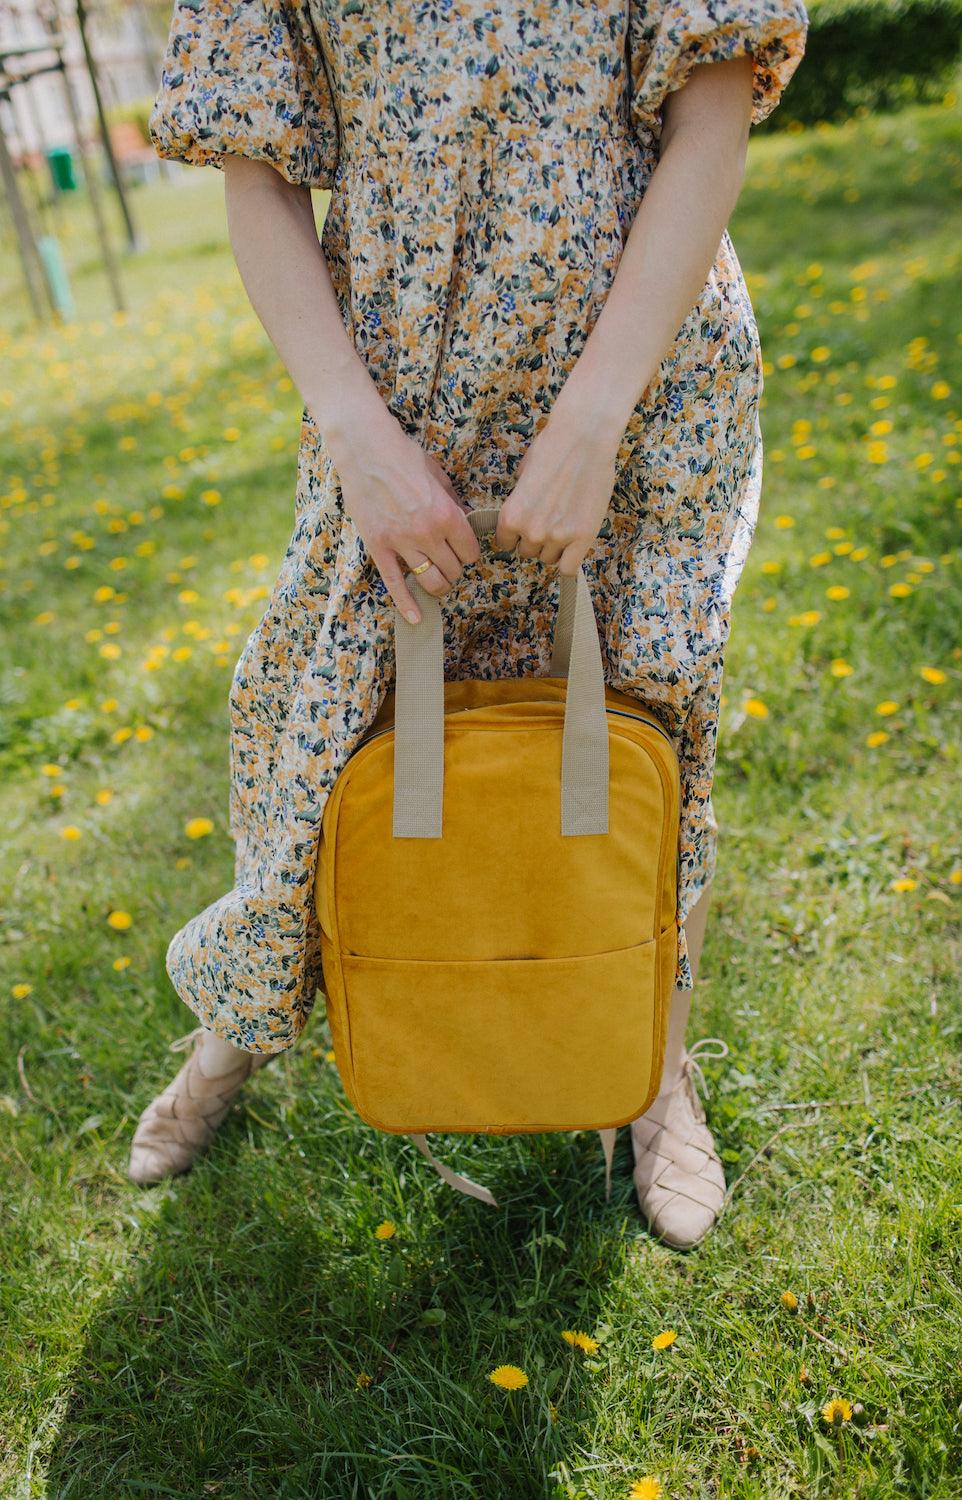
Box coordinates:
[1,83,961,1498]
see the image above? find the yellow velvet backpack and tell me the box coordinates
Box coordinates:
[315,508,680,1206]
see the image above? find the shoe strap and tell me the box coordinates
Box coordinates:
[684,1037,729,1102]
[169,1025,207,1054]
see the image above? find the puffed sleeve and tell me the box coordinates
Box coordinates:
[628,0,810,144]
[148,0,340,188]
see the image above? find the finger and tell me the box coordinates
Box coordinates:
[421,537,465,586]
[557,540,588,577]
[516,532,546,561]
[402,557,449,597]
[378,553,422,625]
[494,515,522,553]
[448,511,483,566]
[539,540,565,567]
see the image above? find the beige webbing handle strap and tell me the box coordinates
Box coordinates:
[598,1126,618,1203]
[408,1132,499,1206]
[393,506,609,837]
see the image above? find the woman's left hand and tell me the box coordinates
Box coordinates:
[494,395,626,575]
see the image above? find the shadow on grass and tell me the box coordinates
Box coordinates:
[44,1077,643,1497]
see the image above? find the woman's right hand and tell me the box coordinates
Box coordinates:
[323,389,481,625]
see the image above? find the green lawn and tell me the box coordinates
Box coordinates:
[1,86,961,1498]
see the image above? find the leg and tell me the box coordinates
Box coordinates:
[656,877,712,1095]
[127,1023,272,1186]
[629,878,727,1249]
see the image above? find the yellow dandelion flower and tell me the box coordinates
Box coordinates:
[201,489,222,507]
[628,1478,662,1500]
[134,725,153,742]
[107,910,133,931]
[489,1364,528,1390]
[866,730,890,747]
[41,763,62,777]
[949,869,962,886]
[185,817,214,839]
[781,1290,798,1311]
[11,983,32,999]
[99,643,122,661]
[822,1398,853,1425]
[355,1372,372,1389]
[95,789,113,806]
[889,582,912,598]
[931,381,951,400]
[890,878,918,893]
[919,666,946,684]
[810,552,832,567]
[826,526,847,540]
[788,610,822,628]
[774,514,795,529]
[112,956,131,972]
[744,698,769,719]
[876,700,899,716]
[100,698,118,713]
[760,560,782,574]
[830,659,854,677]
[60,826,83,842]
[325,1048,336,1061]
[374,1220,396,1239]
[561,1329,600,1354]
[826,585,850,601]
[651,1329,677,1351]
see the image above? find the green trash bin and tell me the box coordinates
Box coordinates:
[47,145,78,194]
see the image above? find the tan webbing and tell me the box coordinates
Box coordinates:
[408,1133,499,1206]
[598,1127,618,1202]
[392,506,609,838]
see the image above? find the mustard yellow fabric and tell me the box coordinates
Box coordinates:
[316,677,680,1136]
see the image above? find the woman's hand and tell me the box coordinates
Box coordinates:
[494,385,627,575]
[321,376,481,624]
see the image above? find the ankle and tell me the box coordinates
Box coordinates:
[654,1052,686,1099]
[195,1029,251,1079]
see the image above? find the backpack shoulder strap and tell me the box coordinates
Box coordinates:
[408,1133,499,1206]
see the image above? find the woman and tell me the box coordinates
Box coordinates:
[129,0,809,1250]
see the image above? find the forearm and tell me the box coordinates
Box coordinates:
[552,58,754,446]
[220,157,390,450]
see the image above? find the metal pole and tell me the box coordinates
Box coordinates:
[0,96,48,321]
[74,0,142,253]
[53,34,126,312]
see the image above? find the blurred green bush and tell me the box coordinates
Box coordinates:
[767,0,962,129]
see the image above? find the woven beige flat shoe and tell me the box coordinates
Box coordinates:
[127,1026,270,1186]
[629,1037,729,1250]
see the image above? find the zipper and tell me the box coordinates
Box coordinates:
[355,699,675,751]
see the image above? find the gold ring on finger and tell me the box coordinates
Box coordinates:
[410,559,432,576]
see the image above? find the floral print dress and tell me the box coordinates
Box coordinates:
[149,0,809,1055]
